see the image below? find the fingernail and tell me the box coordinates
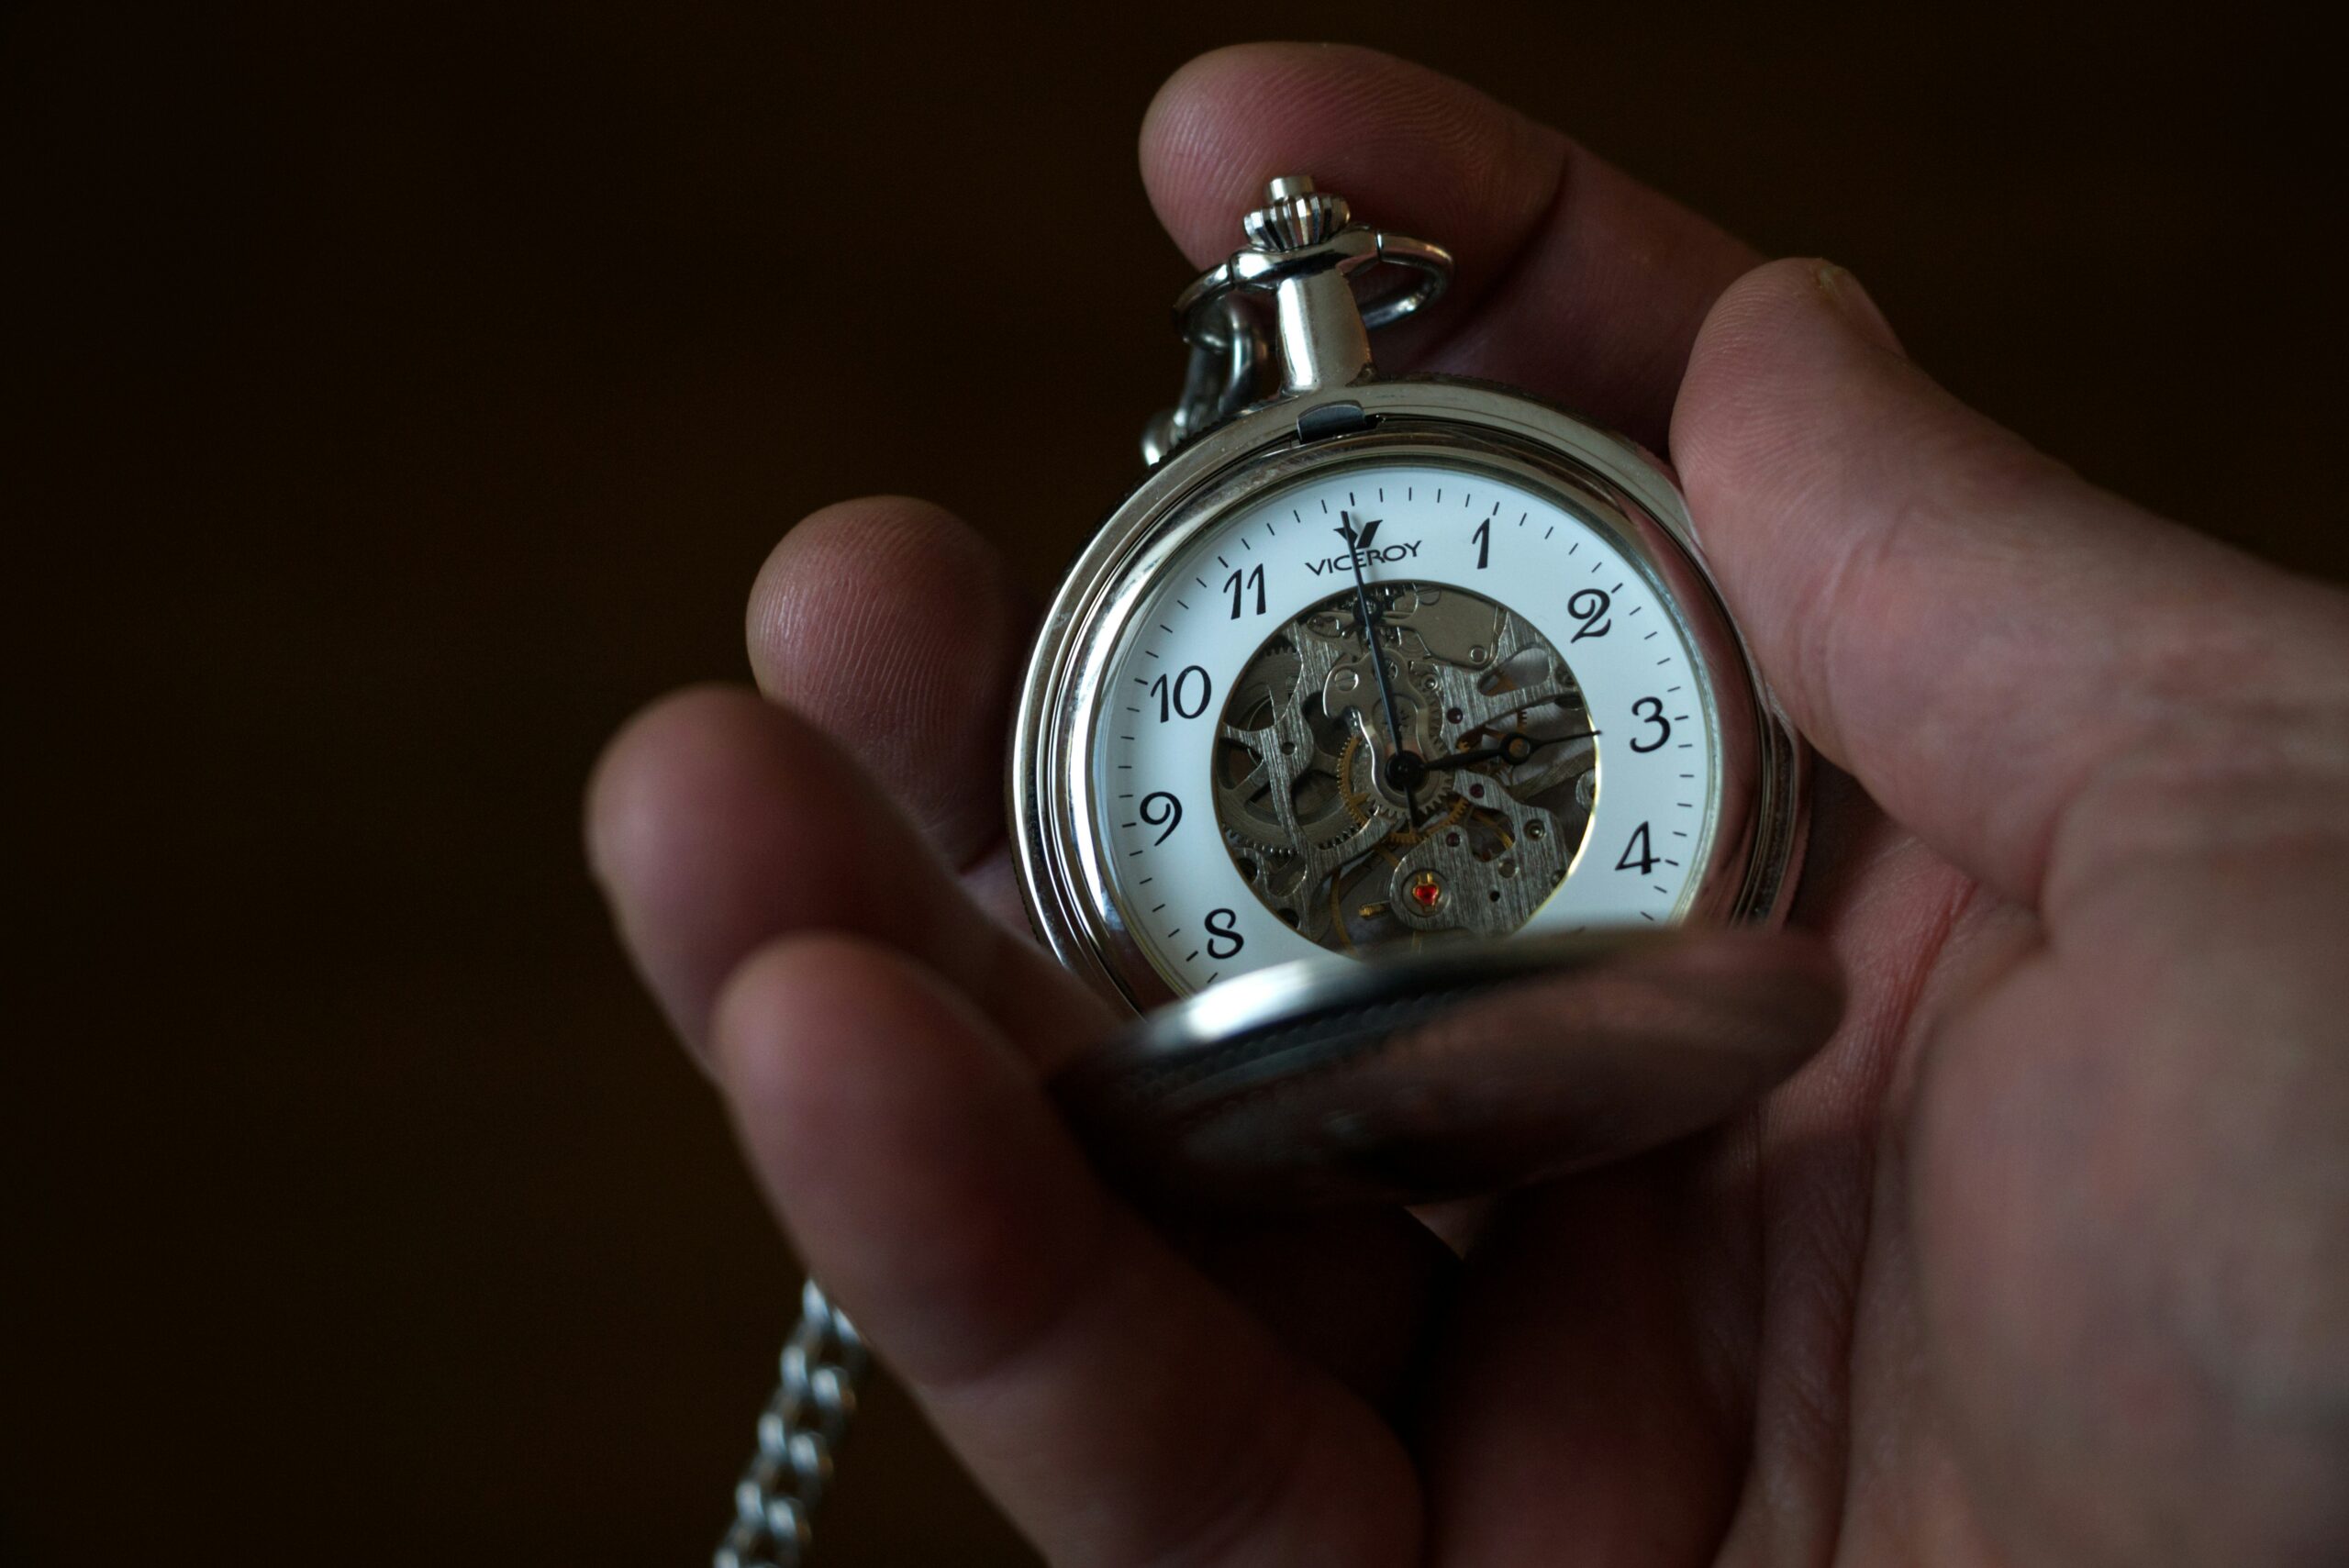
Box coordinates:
[1815,263,1905,357]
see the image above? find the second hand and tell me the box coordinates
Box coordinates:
[1339,510,1420,832]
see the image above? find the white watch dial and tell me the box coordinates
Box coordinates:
[1088,460,1722,994]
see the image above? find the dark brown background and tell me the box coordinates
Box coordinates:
[5,3,2341,1562]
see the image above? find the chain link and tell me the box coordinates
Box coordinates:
[713,1279,869,1568]
[1141,294,1268,465]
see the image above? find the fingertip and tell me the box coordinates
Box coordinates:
[708,931,1008,1173]
[585,670,1113,1083]
[1676,259,1914,446]
[747,495,1017,689]
[745,495,982,670]
[584,683,807,1046]
[1694,256,1903,352]
[707,931,1114,1383]
[1139,42,1335,266]
[703,930,839,1133]
[746,495,1030,862]
[1677,259,1837,417]
[1674,259,1945,573]
[585,682,762,899]
[1814,262,1905,357]
[1139,41,1563,277]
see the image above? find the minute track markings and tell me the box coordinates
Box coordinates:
[1094,464,1718,982]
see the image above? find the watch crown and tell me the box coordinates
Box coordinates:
[1241,175,1352,252]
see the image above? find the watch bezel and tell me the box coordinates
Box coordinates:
[1009,378,1807,1016]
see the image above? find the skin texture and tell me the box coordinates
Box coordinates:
[585,44,2349,1568]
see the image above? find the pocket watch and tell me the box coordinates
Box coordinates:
[1008,176,1805,1009]
[716,176,1822,1568]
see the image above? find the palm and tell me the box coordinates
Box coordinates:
[978,769,1999,1560]
[1380,789,2006,1562]
[963,776,2000,1563]
[591,45,2348,1568]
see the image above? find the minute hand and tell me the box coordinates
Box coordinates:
[1339,511,1418,830]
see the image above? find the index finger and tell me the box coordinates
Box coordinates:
[1141,43,1757,450]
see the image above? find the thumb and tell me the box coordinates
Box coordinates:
[1671,258,2349,906]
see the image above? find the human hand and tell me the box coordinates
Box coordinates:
[586,44,2349,1567]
